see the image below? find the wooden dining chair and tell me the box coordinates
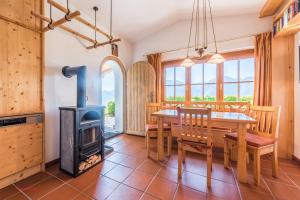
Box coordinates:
[145,103,172,159]
[224,106,281,186]
[177,107,213,187]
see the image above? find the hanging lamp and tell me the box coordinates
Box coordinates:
[182,0,225,67]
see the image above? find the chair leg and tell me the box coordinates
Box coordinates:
[224,138,230,169]
[146,132,150,158]
[167,133,172,157]
[253,150,261,186]
[178,142,183,179]
[272,143,278,178]
[182,150,186,163]
[207,148,212,188]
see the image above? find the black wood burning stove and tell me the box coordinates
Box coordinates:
[59,65,105,177]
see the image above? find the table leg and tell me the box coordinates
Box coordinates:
[157,117,164,161]
[237,123,248,183]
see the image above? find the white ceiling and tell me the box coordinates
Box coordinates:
[67,0,266,43]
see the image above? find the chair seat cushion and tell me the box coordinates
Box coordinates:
[225,131,276,147]
[145,123,171,131]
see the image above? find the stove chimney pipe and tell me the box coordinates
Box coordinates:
[62,66,87,108]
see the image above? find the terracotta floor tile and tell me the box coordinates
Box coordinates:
[0,185,19,199]
[124,170,154,191]
[137,160,162,175]
[237,176,271,194]
[262,168,295,186]
[211,164,236,184]
[207,179,240,200]
[104,165,133,182]
[106,152,128,163]
[90,160,117,175]
[119,156,146,169]
[180,171,207,193]
[239,186,273,200]
[68,171,99,190]
[46,164,73,182]
[15,172,51,191]
[146,177,177,200]
[158,166,179,183]
[287,173,300,188]
[40,184,79,200]
[84,176,120,200]
[280,164,300,176]
[106,184,143,200]
[73,193,93,200]
[22,176,63,200]
[140,193,159,200]
[265,180,300,200]
[5,193,28,200]
[174,185,206,200]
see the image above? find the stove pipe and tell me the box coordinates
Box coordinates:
[62,66,87,108]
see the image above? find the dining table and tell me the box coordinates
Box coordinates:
[151,109,257,183]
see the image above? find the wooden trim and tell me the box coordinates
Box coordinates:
[99,56,127,133]
[292,155,300,164]
[45,158,60,168]
[259,0,285,18]
[86,39,121,50]
[162,49,254,67]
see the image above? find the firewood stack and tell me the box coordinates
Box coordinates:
[78,154,101,173]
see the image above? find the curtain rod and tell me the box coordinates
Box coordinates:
[142,33,258,57]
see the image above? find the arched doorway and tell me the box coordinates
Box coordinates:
[100,56,126,139]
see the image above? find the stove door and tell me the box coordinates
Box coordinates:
[79,126,101,160]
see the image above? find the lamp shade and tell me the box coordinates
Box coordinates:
[182,57,194,67]
[207,53,225,64]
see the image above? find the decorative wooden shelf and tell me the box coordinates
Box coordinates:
[274,23,300,38]
[260,0,285,18]
[273,1,300,38]
[273,0,295,21]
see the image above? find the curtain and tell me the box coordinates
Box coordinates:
[254,32,272,106]
[147,53,162,103]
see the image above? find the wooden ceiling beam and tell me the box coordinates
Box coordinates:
[86,38,121,50]
[47,0,111,39]
[31,11,95,43]
[42,10,80,32]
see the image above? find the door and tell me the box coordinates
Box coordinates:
[126,61,156,136]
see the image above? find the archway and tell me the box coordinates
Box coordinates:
[100,56,126,139]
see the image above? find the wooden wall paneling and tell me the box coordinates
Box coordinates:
[0,0,41,29]
[0,123,43,179]
[0,20,43,117]
[272,35,295,158]
[126,61,156,136]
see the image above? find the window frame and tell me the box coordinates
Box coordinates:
[162,49,254,104]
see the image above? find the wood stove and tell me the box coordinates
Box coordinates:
[59,106,105,176]
[59,65,105,177]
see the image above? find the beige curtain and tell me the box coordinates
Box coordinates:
[254,32,272,106]
[147,53,162,103]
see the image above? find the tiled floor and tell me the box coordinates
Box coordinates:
[1,134,300,200]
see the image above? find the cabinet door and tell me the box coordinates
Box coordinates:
[126,61,156,136]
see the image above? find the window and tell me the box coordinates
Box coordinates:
[164,66,186,101]
[162,50,255,103]
[191,64,217,102]
[223,58,255,102]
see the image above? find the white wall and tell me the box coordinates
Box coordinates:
[294,33,300,158]
[133,14,272,62]
[44,4,132,162]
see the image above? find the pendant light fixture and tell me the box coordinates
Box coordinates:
[182,0,225,67]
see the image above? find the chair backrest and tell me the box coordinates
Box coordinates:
[177,107,212,146]
[191,101,250,113]
[248,106,281,139]
[162,101,250,113]
[145,103,162,125]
